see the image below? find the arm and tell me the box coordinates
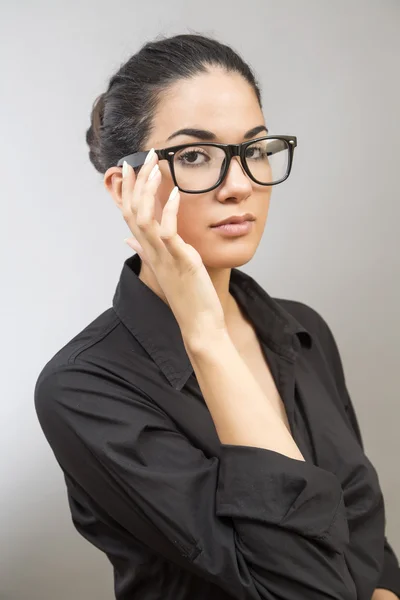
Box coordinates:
[186,330,303,458]
[316,313,400,599]
[35,360,356,600]
[372,590,399,600]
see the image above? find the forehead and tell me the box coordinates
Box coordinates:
[151,68,265,145]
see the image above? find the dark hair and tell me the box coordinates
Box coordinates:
[86,33,262,174]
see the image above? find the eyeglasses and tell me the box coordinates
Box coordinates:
[117,135,297,194]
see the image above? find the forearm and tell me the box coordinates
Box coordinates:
[372,589,398,600]
[185,331,304,461]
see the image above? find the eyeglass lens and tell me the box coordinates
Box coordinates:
[173,138,290,192]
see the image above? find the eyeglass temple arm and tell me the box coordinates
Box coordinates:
[266,140,291,156]
[117,151,149,168]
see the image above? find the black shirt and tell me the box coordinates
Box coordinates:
[34,254,400,600]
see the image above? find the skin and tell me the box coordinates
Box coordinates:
[372,590,398,600]
[104,67,271,332]
[103,67,396,600]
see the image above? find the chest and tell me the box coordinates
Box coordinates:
[231,325,291,432]
[239,339,290,429]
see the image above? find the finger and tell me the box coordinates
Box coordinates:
[124,237,149,266]
[121,161,135,224]
[131,149,158,211]
[159,186,179,239]
[136,165,159,226]
[159,186,188,260]
[121,156,161,259]
[121,150,158,222]
[124,236,142,253]
[134,165,167,257]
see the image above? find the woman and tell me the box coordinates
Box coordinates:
[34,34,400,600]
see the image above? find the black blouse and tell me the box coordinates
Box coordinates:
[34,253,400,600]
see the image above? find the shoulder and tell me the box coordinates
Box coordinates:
[34,307,124,423]
[34,305,163,435]
[35,307,118,385]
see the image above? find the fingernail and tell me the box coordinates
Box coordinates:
[122,161,129,178]
[169,186,179,201]
[148,164,159,181]
[144,148,155,165]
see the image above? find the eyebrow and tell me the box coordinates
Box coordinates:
[166,124,269,142]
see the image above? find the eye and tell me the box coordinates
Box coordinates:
[245,145,266,160]
[175,148,210,167]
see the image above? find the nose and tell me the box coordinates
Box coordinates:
[215,156,253,202]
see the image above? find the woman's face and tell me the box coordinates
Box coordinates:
[113,68,272,269]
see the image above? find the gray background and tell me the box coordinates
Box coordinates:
[1,1,399,598]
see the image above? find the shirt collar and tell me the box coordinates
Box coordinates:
[112,254,312,390]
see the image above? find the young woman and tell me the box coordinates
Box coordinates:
[35,34,400,600]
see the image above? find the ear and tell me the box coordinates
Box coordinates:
[103,166,138,211]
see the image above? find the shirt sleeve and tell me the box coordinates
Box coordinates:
[316,313,400,598]
[34,361,356,600]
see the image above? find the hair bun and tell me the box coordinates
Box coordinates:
[86,93,106,173]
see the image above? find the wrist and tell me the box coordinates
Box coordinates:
[183,326,231,357]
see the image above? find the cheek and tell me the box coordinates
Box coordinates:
[176,202,203,241]
[154,187,206,241]
[259,194,271,223]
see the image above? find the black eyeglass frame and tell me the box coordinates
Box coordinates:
[117,135,297,194]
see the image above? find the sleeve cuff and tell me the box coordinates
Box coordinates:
[216,445,349,551]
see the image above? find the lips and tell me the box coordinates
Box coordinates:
[211,214,256,227]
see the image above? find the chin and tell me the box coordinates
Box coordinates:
[201,242,257,269]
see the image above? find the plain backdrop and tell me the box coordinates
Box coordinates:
[1,1,399,598]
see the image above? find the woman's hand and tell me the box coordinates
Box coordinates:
[121,149,226,347]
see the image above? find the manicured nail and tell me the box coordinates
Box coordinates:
[169,186,179,201]
[144,148,155,165]
[122,161,129,178]
[148,164,159,181]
